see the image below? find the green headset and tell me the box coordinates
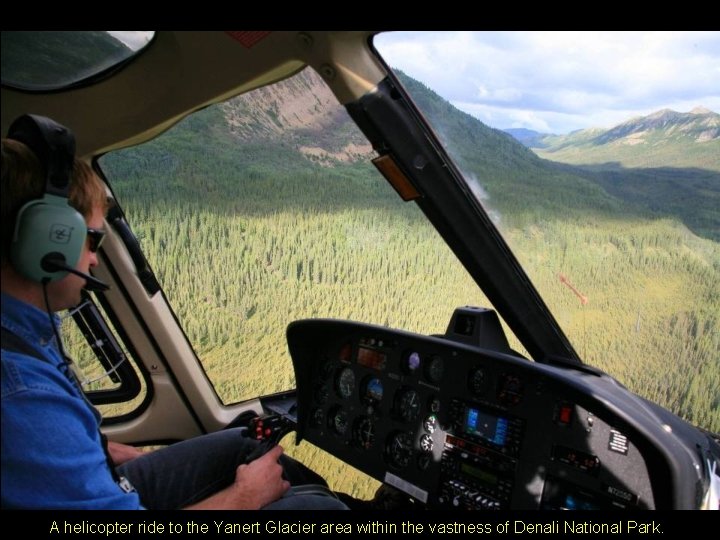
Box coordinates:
[8,114,87,283]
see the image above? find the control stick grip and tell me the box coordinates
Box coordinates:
[243,413,295,461]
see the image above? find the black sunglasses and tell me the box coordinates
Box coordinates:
[86,228,106,253]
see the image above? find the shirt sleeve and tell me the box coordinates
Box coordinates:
[1,355,144,509]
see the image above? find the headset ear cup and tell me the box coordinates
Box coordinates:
[11,196,87,283]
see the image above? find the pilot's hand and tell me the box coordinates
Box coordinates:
[184,444,290,510]
[234,444,291,509]
[107,440,147,465]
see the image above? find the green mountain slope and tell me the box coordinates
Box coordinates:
[535,107,720,171]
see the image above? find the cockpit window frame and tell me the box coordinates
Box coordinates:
[364,34,582,366]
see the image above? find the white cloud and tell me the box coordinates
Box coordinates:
[375,31,720,133]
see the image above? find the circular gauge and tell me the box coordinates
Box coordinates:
[310,407,325,427]
[335,367,356,399]
[385,432,413,469]
[353,416,376,449]
[420,433,434,452]
[314,383,329,404]
[417,453,431,471]
[403,351,421,374]
[468,366,490,396]
[498,373,524,406]
[428,396,441,413]
[423,414,438,434]
[363,377,384,403]
[425,355,444,384]
[328,406,349,436]
[395,387,421,423]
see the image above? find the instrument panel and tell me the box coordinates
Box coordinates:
[287,318,669,509]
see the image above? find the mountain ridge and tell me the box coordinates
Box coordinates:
[598,107,719,144]
[531,107,720,171]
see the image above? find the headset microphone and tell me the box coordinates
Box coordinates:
[41,253,110,292]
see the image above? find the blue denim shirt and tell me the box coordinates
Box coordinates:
[1,292,142,509]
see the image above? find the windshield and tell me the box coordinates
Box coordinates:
[374,31,719,434]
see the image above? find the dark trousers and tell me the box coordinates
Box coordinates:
[117,428,346,509]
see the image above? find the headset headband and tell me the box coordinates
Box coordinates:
[6,114,76,197]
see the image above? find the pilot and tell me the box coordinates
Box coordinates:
[0,114,348,510]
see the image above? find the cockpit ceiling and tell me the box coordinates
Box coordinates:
[0,31,385,157]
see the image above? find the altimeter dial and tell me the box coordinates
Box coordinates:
[386,432,413,469]
[395,387,421,423]
[335,367,356,399]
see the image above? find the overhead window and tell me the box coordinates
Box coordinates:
[1,31,154,91]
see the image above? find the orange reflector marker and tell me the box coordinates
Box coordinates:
[372,154,421,201]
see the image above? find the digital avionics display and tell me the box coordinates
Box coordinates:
[460,463,498,486]
[465,407,508,447]
[357,347,387,371]
[563,494,601,510]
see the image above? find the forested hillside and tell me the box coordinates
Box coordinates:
[98,68,719,498]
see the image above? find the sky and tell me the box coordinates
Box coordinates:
[107,31,153,51]
[374,31,720,134]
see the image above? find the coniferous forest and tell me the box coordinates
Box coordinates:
[91,70,718,498]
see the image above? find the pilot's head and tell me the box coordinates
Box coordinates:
[1,115,109,311]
